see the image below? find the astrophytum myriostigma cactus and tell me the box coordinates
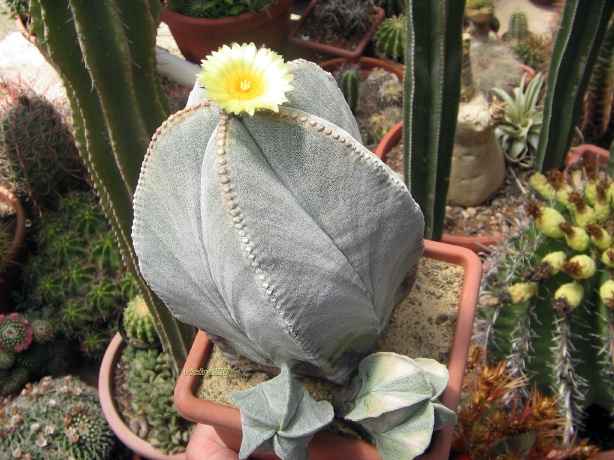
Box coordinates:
[132,45,424,386]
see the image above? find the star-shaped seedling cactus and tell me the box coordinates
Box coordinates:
[337,352,456,460]
[230,364,334,460]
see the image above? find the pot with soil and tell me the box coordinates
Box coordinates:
[0,185,26,313]
[319,57,404,150]
[175,239,481,460]
[288,0,385,62]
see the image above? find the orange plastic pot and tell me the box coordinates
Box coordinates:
[160,0,293,64]
[288,0,385,62]
[374,121,504,254]
[174,239,481,460]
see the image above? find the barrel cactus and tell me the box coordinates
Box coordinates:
[122,295,159,347]
[479,163,614,442]
[374,14,406,63]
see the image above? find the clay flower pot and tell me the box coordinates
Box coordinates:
[99,333,187,460]
[374,121,505,253]
[288,0,385,62]
[174,239,481,460]
[0,186,26,314]
[160,0,293,64]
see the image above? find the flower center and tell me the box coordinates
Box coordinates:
[228,73,263,100]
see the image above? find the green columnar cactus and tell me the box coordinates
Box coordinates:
[536,0,614,172]
[28,0,194,371]
[0,375,116,459]
[508,10,529,42]
[403,0,466,240]
[0,79,88,213]
[374,15,406,63]
[341,68,359,113]
[133,49,424,386]
[479,165,614,442]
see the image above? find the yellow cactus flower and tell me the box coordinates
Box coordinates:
[506,282,538,305]
[541,251,567,275]
[601,248,614,268]
[553,281,584,311]
[198,43,294,116]
[586,223,612,250]
[599,280,614,308]
[526,201,566,239]
[559,223,590,251]
[562,255,596,280]
[528,172,556,201]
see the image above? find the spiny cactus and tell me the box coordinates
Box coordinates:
[0,79,88,214]
[20,191,137,357]
[0,220,13,272]
[479,163,614,442]
[374,15,406,63]
[122,295,159,347]
[341,68,359,113]
[314,0,376,39]
[503,11,545,71]
[0,375,116,460]
[0,313,53,396]
[121,347,191,454]
[507,10,529,42]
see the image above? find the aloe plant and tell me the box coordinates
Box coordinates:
[403,0,466,240]
[28,0,194,371]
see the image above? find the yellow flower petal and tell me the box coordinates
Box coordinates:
[198,43,294,116]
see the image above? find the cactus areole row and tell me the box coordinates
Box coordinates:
[133,43,424,384]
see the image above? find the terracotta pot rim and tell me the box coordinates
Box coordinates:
[160,0,293,31]
[174,239,481,459]
[0,186,26,267]
[99,333,186,460]
[319,56,405,80]
[288,0,385,61]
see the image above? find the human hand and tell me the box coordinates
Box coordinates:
[186,423,241,460]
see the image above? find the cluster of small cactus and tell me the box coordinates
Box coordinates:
[0,313,54,396]
[313,0,376,39]
[120,347,192,454]
[335,66,403,148]
[19,191,138,357]
[374,14,406,63]
[121,295,159,348]
[479,162,614,442]
[503,10,545,70]
[0,79,88,214]
[0,375,116,459]
[451,346,599,459]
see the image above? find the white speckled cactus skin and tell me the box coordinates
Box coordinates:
[132,59,424,384]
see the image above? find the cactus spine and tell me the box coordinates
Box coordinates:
[341,69,359,113]
[480,165,614,442]
[403,0,465,240]
[29,0,194,371]
[536,0,614,172]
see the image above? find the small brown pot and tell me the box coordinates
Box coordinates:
[374,121,504,253]
[0,186,26,314]
[99,333,187,460]
[160,0,293,64]
[174,239,482,460]
[288,0,385,62]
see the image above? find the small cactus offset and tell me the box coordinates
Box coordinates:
[122,295,159,347]
[0,375,116,459]
[507,10,529,43]
[479,163,614,442]
[341,69,359,113]
[374,15,406,63]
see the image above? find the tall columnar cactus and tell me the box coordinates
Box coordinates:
[403,0,466,240]
[536,0,614,172]
[28,0,194,370]
[479,164,614,442]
